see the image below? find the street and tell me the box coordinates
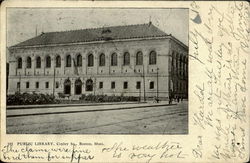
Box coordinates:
[6,101,188,134]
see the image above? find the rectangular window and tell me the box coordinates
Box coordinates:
[111,82,115,89]
[17,82,20,89]
[45,82,49,88]
[123,81,128,89]
[36,82,39,88]
[99,82,103,89]
[26,82,29,88]
[136,81,141,89]
[150,81,154,89]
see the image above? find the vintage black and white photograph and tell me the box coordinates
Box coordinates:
[6,8,188,134]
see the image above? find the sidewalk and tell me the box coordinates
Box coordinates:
[7,99,184,110]
[7,101,177,117]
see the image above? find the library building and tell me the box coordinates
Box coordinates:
[8,22,188,100]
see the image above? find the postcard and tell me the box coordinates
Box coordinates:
[0,0,249,162]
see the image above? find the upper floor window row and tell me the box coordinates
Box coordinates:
[46,56,51,68]
[99,53,105,66]
[76,54,82,67]
[136,51,143,65]
[16,51,157,69]
[17,57,22,69]
[149,51,157,65]
[111,53,117,66]
[66,55,71,67]
[17,57,34,69]
[56,55,61,67]
[26,57,32,68]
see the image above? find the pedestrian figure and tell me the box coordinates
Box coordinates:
[169,97,172,104]
[177,96,180,103]
[153,96,157,103]
[153,96,159,103]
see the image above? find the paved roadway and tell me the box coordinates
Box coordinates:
[6,101,188,134]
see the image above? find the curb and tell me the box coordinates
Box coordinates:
[7,102,146,110]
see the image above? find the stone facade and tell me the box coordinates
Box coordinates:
[8,31,188,100]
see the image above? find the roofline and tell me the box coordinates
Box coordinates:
[40,22,156,34]
[169,35,188,50]
[9,35,173,50]
[10,22,168,48]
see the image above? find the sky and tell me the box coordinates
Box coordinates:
[7,8,188,47]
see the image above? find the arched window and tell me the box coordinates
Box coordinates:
[86,79,93,91]
[66,55,71,67]
[123,52,130,65]
[99,53,105,66]
[149,51,157,65]
[111,53,117,66]
[26,57,31,68]
[176,53,179,71]
[172,52,175,66]
[185,57,188,76]
[46,56,51,68]
[55,55,61,67]
[183,56,186,76]
[36,57,41,68]
[88,54,94,67]
[136,51,143,65]
[171,52,175,71]
[180,56,183,75]
[17,57,22,69]
[180,55,182,67]
[76,54,82,67]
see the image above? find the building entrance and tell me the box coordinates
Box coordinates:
[75,79,82,95]
[64,79,71,94]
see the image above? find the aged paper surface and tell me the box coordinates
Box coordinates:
[1,0,249,163]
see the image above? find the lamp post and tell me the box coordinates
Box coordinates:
[18,72,21,93]
[94,78,96,96]
[138,81,141,102]
[52,65,56,98]
[142,65,146,102]
[156,67,159,103]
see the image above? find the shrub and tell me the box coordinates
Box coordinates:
[7,92,58,105]
[79,94,86,100]
[58,92,66,99]
[7,92,139,105]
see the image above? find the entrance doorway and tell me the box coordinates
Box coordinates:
[75,79,82,95]
[64,79,71,94]
[86,79,93,91]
